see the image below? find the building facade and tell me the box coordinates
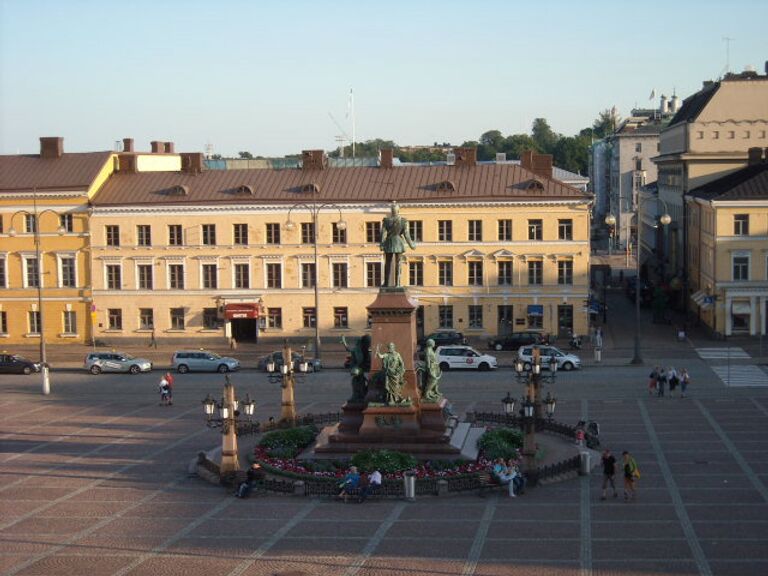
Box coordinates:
[89,149,593,347]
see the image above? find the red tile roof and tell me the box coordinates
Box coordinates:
[92,164,591,207]
[0,152,112,193]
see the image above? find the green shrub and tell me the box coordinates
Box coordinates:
[477,427,523,461]
[258,426,317,459]
[351,449,417,474]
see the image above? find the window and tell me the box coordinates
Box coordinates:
[558,260,573,285]
[409,220,423,242]
[301,263,316,288]
[635,158,643,171]
[0,257,6,288]
[170,308,185,330]
[332,263,348,288]
[468,261,483,286]
[438,305,453,328]
[438,220,453,242]
[169,264,184,289]
[734,214,749,236]
[106,225,120,247]
[733,255,749,281]
[558,219,573,240]
[0,311,7,334]
[0,215,3,234]
[301,223,315,244]
[635,143,642,153]
[267,308,282,329]
[409,261,423,286]
[60,256,76,287]
[267,263,282,288]
[202,264,218,289]
[25,257,40,288]
[334,307,349,328]
[528,260,543,285]
[63,311,76,334]
[137,225,151,246]
[138,264,153,290]
[302,307,316,328]
[528,312,543,330]
[168,225,183,246]
[528,219,542,240]
[468,305,483,329]
[203,308,218,329]
[233,224,248,245]
[29,310,41,334]
[366,222,381,243]
[25,214,36,234]
[202,224,216,246]
[60,214,73,233]
[498,261,513,285]
[499,220,512,242]
[108,308,122,330]
[366,262,382,287]
[234,263,250,289]
[106,265,122,290]
[332,223,347,244]
[266,223,281,244]
[139,308,154,330]
[468,220,482,242]
[438,261,453,286]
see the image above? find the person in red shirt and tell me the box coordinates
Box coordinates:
[164,372,174,405]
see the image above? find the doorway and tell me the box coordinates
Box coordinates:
[497,305,514,337]
[231,318,258,342]
[557,305,573,338]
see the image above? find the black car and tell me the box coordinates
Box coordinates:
[487,331,544,351]
[0,354,41,375]
[419,330,468,347]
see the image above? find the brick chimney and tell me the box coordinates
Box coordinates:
[748,147,763,166]
[302,150,327,170]
[181,152,204,174]
[521,150,553,180]
[380,148,394,169]
[40,137,64,159]
[164,142,175,153]
[122,138,134,153]
[454,147,477,167]
[117,153,138,173]
[151,141,163,153]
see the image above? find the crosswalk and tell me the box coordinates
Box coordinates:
[711,365,768,387]
[695,347,750,360]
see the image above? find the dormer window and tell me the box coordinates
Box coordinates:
[169,185,189,196]
[301,183,320,194]
[436,180,456,193]
[236,185,254,196]
[526,179,544,192]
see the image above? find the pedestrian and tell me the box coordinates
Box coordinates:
[648,366,659,396]
[158,375,170,406]
[235,463,265,498]
[337,466,361,503]
[149,329,158,349]
[595,326,603,349]
[601,449,618,500]
[657,367,667,398]
[358,469,382,503]
[575,421,586,448]
[680,368,690,398]
[668,366,679,397]
[164,372,174,405]
[622,451,640,501]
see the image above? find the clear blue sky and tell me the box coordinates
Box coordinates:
[1,0,766,157]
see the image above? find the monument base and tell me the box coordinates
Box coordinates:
[337,402,365,434]
[420,398,448,433]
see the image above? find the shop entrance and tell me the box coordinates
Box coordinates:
[497,305,514,337]
[558,305,574,338]
[231,318,258,342]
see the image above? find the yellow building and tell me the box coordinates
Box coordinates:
[688,156,768,336]
[88,148,592,347]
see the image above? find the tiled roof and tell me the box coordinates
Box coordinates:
[0,152,112,192]
[668,83,719,127]
[505,160,588,184]
[686,164,768,201]
[92,163,592,207]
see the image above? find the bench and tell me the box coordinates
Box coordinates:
[477,471,507,497]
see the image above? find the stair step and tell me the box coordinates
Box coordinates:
[449,422,471,449]
[460,426,487,461]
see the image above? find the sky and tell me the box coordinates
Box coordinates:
[1,0,767,157]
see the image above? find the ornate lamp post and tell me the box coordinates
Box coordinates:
[283,192,346,360]
[266,341,308,422]
[8,192,66,395]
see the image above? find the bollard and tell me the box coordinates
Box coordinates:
[403,471,416,501]
[437,479,448,497]
[594,347,602,363]
[293,480,305,496]
[579,451,591,476]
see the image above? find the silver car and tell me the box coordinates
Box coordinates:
[84,352,152,375]
[171,350,240,373]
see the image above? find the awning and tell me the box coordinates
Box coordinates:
[224,304,260,320]
[731,302,752,315]
[691,290,714,310]
[527,305,544,317]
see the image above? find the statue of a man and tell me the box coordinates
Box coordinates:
[421,338,443,402]
[380,202,416,287]
[341,335,371,403]
[375,342,408,405]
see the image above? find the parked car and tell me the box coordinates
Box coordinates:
[419,330,468,347]
[257,351,321,373]
[84,352,152,375]
[488,331,545,351]
[625,277,653,306]
[516,345,581,371]
[171,350,240,373]
[0,354,41,375]
[435,345,497,371]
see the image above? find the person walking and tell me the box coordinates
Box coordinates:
[668,366,679,398]
[601,449,618,500]
[680,368,690,398]
[622,451,640,501]
[657,367,667,398]
[164,372,174,405]
[648,366,659,396]
[158,375,170,406]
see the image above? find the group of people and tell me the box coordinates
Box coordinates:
[491,458,527,497]
[158,372,174,406]
[601,448,640,502]
[337,466,383,503]
[648,366,690,397]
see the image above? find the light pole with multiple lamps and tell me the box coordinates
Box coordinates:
[283,192,346,361]
[265,340,309,423]
[8,191,65,395]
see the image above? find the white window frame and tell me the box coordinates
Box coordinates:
[363,255,383,288]
[263,257,284,289]
[198,258,219,290]
[165,258,186,290]
[732,251,751,282]
[330,259,350,289]
[62,309,77,335]
[21,253,42,288]
[134,259,154,290]
[103,261,124,291]
[56,252,78,288]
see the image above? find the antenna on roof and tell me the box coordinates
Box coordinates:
[721,36,734,76]
[347,89,356,159]
[205,141,214,159]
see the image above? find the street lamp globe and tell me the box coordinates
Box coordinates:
[202,394,216,417]
[284,220,296,232]
[8,227,18,237]
[604,214,616,227]
[336,219,347,231]
[56,225,66,235]
[501,392,516,416]
[659,213,672,226]
[514,359,524,374]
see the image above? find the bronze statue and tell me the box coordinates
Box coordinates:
[380,201,416,287]
[374,342,408,405]
[341,335,371,403]
[421,338,443,402]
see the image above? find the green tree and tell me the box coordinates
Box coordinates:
[329,138,396,158]
[553,135,590,175]
[502,134,539,159]
[479,130,504,149]
[531,118,560,154]
[592,108,621,138]
[238,151,253,159]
